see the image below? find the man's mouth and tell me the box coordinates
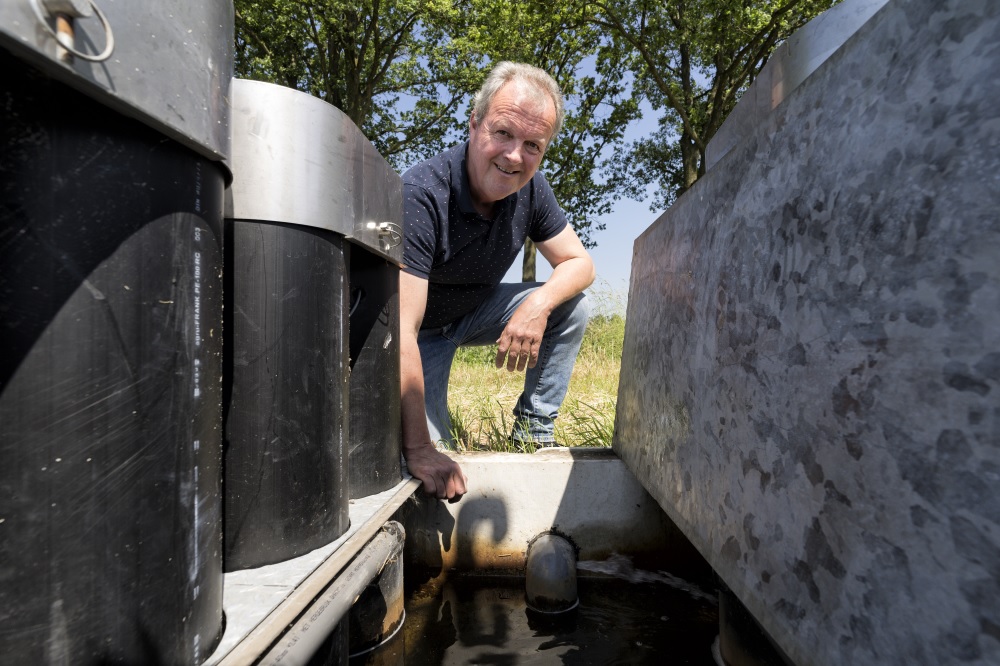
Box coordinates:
[494,163,516,175]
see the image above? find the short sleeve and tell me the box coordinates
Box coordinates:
[528,171,568,243]
[402,183,438,279]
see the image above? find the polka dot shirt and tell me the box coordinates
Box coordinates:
[402,142,567,330]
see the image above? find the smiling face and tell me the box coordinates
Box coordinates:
[466,80,557,217]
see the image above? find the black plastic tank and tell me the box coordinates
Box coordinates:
[222,219,351,570]
[222,80,364,570]
[224,79,406,567]
[346,110,404,500]
[348,247,402,498]
[0,53,225,663]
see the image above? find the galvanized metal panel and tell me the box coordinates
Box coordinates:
[227,78,403,264]
[617,1,1000,664]
[705,0,889,171]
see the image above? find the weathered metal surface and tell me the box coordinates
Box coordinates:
[615,1,1000,664]
[0,0,233,161]
[705,0,889,171]
[226,79,403,263]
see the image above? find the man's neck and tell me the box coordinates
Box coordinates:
[472,197,495,219]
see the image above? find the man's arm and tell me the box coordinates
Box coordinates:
[495,225,596,371]
[400,270,468,500]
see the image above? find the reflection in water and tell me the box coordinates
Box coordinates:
[383,556,719,665]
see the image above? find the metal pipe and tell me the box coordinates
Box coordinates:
[258,521,406,666]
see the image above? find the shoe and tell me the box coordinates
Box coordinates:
[510,437,561,452]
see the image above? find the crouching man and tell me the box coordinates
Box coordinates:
[400,62,595,501]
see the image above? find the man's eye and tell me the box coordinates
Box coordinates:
[526,142,541,153]
[496,129,511,138]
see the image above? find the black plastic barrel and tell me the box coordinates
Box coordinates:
[0,54,225,664]
[223,220,351,571]
[348,248,402,498]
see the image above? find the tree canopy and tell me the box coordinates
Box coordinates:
[587,0,841,209]
[235,0,478,166]
[234,0,841,273]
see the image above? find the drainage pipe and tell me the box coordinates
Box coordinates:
[525,532,579,613]
[258,521,406,666]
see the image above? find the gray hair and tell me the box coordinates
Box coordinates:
[471,61,565,139]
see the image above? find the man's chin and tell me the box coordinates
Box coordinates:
[486,179,523,200]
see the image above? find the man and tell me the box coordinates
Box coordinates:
[400,62,595,501]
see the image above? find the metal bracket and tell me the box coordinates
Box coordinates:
[367,221,403,252]
[29,0,114,62]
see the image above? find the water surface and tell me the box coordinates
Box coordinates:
[374,556,720,665]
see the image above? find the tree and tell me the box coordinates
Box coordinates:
[234,0,482,167]
[587,0,842,210]
[233,0,642,281]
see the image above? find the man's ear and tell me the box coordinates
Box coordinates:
[469,110,479,132]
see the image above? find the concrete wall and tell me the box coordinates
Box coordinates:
[399,449,704,575]
[614,1,1000,664]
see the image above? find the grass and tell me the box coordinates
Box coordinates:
[445,309,625,452]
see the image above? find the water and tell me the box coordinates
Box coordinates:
[357,555,721,665]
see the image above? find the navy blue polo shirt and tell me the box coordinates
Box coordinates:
[402,142,567,330]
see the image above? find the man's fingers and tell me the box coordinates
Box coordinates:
[447,470,469,503]
[440,467,468,501]
[406,445,469,501]
[526,345,539,369]
[421,474,438,497]
[414,454,468,501]
[507,344,520,371]
[495,334,511,368]
[498,338,535,372]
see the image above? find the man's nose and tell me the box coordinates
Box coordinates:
[504,143,524,165]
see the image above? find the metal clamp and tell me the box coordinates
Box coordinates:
[29,0,115,62]
[367,221,403,251]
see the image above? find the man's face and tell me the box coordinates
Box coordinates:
[467,81,557,214]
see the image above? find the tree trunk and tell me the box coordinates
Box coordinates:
[522,239,536,282]
[682,136,700,191]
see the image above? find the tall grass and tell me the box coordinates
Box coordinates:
[446,308,625,451]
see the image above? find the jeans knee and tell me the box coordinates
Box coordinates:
[564,291,591,330]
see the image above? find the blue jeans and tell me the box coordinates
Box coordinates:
[417,282,590,448]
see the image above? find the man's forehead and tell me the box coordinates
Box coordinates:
[484,86,555,139]
[494,81,553,114]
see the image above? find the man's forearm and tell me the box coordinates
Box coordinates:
[525,254,595,314]
[400,330,434,452]
[398,327,469,500]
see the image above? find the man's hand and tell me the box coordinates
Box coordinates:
[495,299,549,372]
[495,226,595,372]
[404,443,468,501]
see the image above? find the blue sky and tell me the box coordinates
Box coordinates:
[502,190,661,313]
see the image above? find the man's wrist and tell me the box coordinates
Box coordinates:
[402,438,436,454]
[524,289,555,317]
